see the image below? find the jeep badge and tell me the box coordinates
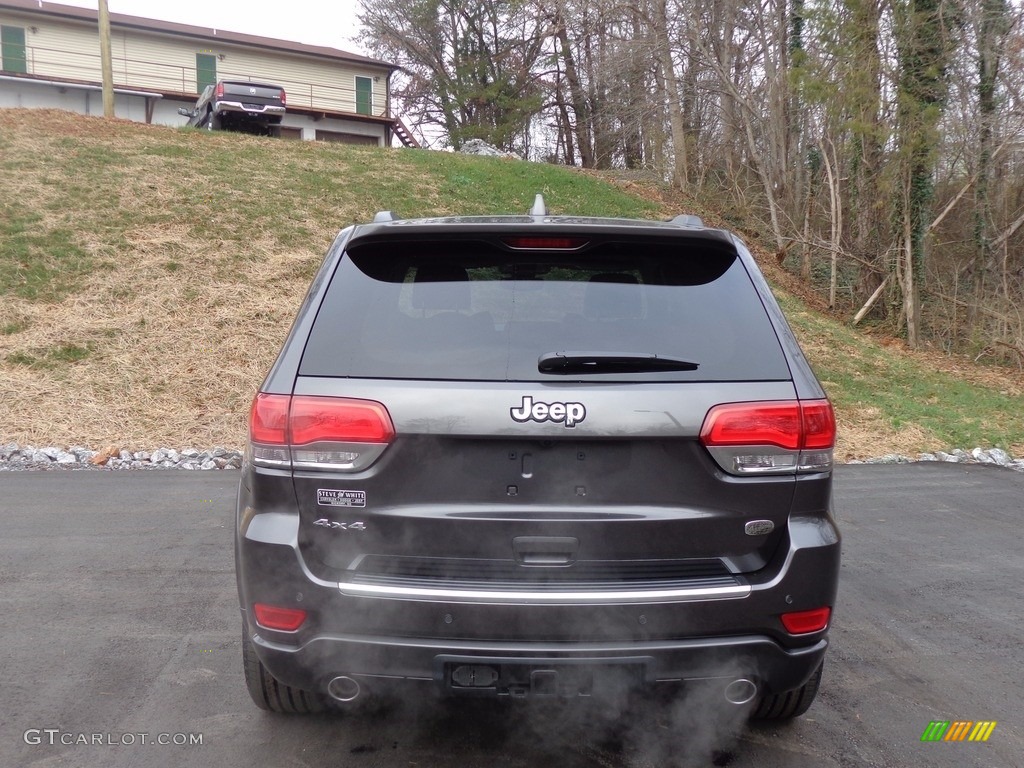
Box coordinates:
[510,395,586,428]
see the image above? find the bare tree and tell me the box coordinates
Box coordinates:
[359,0,547,151]
[363,0,1024,359]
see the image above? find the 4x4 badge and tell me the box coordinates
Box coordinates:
[510,395,586,428]
[313,519,366,531]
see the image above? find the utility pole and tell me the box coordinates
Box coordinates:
[98,0,114,117]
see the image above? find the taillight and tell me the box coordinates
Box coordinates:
[249,393,290,467]
[290,397,393,444]
[250,393,289,444]
[214,82,224,99]
[502,236,589,250]
[700,400,835,475]
[280,89,286,106]
[248,394,395,471]
[253,603,307,632]
[700,402,802,450]
[800,401,836,449]
[780,606,831,635]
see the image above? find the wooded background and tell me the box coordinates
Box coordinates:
[359,0,1024,360]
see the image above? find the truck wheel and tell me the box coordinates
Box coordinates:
[242,628,327,714]
[750,661,823,721]
[206,110,220,131]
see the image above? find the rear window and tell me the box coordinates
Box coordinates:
[299,237,791,382]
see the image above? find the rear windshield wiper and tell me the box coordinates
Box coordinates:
[538,352,700,375]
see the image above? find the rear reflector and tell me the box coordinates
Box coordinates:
[700,400,835,475]
[253,603,307,632]
[781,606,831,635]
[248,393,395,471]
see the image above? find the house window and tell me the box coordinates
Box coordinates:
[1,25,27,74]
[196,53,217,93]
[355,76,372,115]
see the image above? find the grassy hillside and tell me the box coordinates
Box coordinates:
[1,108,1022,458]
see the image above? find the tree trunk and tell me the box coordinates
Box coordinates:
[893,0,954,347]
[651,0,688,189]
[974,0,1009,307]
[554,16,595,168]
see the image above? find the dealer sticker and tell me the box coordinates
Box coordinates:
[317,489,366,508]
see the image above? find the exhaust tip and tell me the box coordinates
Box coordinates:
[724,678,757,705]
[327,675,361,703]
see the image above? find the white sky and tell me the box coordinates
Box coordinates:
[53,0,367,54]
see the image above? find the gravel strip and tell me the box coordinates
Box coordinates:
[0,443,242,471]
[1,443,1022,472]
[845,446,1024,470]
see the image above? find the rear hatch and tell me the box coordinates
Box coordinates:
[266,228,817,595]
[219,81,284,109]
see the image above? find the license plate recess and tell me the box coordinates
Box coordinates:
[435,655,652,699]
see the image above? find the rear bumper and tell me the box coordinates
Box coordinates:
[214,101,285,118]
[249,627,827,699]
[236,479,839,701]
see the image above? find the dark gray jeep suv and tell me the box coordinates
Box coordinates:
[235,196,840,719]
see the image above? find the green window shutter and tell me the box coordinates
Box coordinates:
[196,53,217,93]
[1,25,28,74]
[355,76,372,115]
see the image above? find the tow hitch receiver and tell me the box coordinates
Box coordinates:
[439,657,648,699]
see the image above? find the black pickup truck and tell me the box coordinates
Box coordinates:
[179,80,286,136]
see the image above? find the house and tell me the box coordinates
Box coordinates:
[0,0,418,146]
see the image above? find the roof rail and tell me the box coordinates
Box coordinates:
[529,194,548,216]
[670,214,704,228]
[373,210,399,223]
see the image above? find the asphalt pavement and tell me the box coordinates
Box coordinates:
[0,464,1020,768]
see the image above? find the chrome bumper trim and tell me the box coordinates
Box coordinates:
[339,582,750,605]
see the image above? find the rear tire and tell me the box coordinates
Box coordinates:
[750,661,823,721]
[242,628,327,714]
[205,110,221,131]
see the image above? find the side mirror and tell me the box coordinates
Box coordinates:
[178,108,194,117]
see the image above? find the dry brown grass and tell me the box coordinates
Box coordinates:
[0,110,327,448]
[3,109,1022,459]
[0,231,315,449]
